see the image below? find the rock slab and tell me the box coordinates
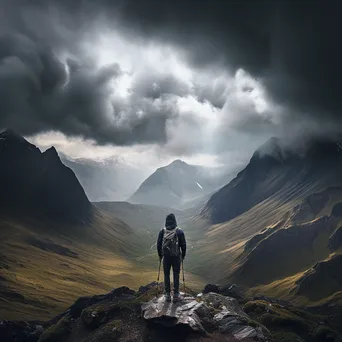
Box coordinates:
[142,292,268,341]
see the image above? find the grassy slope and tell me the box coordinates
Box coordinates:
[189,180,342,307]
[243,188,342,305]
[0,205,205,321]
[189,194,298,282]
[233,216,338,286]
[234,188,342,306]
[195,174,330,278]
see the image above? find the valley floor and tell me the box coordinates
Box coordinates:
[0,212,205,321]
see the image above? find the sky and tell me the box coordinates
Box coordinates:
[0,0,340,170]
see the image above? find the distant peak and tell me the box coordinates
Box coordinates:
[45,146,58,155]
[257,137,281,152]
[254,137,285,161]
[43,146,60,161]
[169,159,188,166]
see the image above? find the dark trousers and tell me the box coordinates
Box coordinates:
[163,256,181,294]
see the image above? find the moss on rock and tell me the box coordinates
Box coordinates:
[81,302,123,329]
[38,314,72,342]
[243,299,339,342]
[272,331,304,342]
[88,319,123,342]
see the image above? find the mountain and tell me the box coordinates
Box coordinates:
[203,137,342,224]
[190,136,342,307]
[129,159,233,208]
[61,156,150,202]
[0,133,205,320]
[0,129,91,221]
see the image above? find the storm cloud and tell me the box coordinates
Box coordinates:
[0,0,340,159]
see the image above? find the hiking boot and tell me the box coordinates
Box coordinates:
[173,293,182,302]
[165,293,172,302]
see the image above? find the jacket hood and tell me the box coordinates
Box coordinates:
[165,213,177,229]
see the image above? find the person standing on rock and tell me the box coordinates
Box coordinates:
[157,213,187,302]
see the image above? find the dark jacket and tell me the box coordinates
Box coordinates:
[157,213,187,259]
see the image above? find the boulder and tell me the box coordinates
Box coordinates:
[69,286,136,318]
[203,284,220,294]
[142,293,268,341]
[109,286,136,299]
[138,282,158,295]
[203,293,267,340]
[220,284,246,301]
[202,283,246,301]
[69,294,106,318]
[202,293,248,318]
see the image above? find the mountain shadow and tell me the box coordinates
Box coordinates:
[0,129,91,222]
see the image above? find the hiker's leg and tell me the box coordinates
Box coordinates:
[172,256,181,295]
[163,257,172,294]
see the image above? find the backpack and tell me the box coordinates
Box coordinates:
[162,227,180,257]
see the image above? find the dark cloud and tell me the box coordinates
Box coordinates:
[132,72,191,100]
[113,0,342,125]
[263,2,341,123]
[0,20,177,145]
[0,0,340,153]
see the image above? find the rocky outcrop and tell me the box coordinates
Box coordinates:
[68,286,136,319]
[2,283,342,342]
[203,293,265,340]
[142,295,212,333]
[202,284,246,302]
[142,292,268,340]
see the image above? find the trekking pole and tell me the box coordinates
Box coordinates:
[156,259,162,298]
[182,259,186,295]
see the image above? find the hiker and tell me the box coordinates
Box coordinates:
[157,213,187,302]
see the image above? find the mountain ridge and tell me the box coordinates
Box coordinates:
[0,129,91,222]
[202,137,342,224]
[129,159,234,209]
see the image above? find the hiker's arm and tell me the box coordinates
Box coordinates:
[157,230,164,259]
[179,230,187,259]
